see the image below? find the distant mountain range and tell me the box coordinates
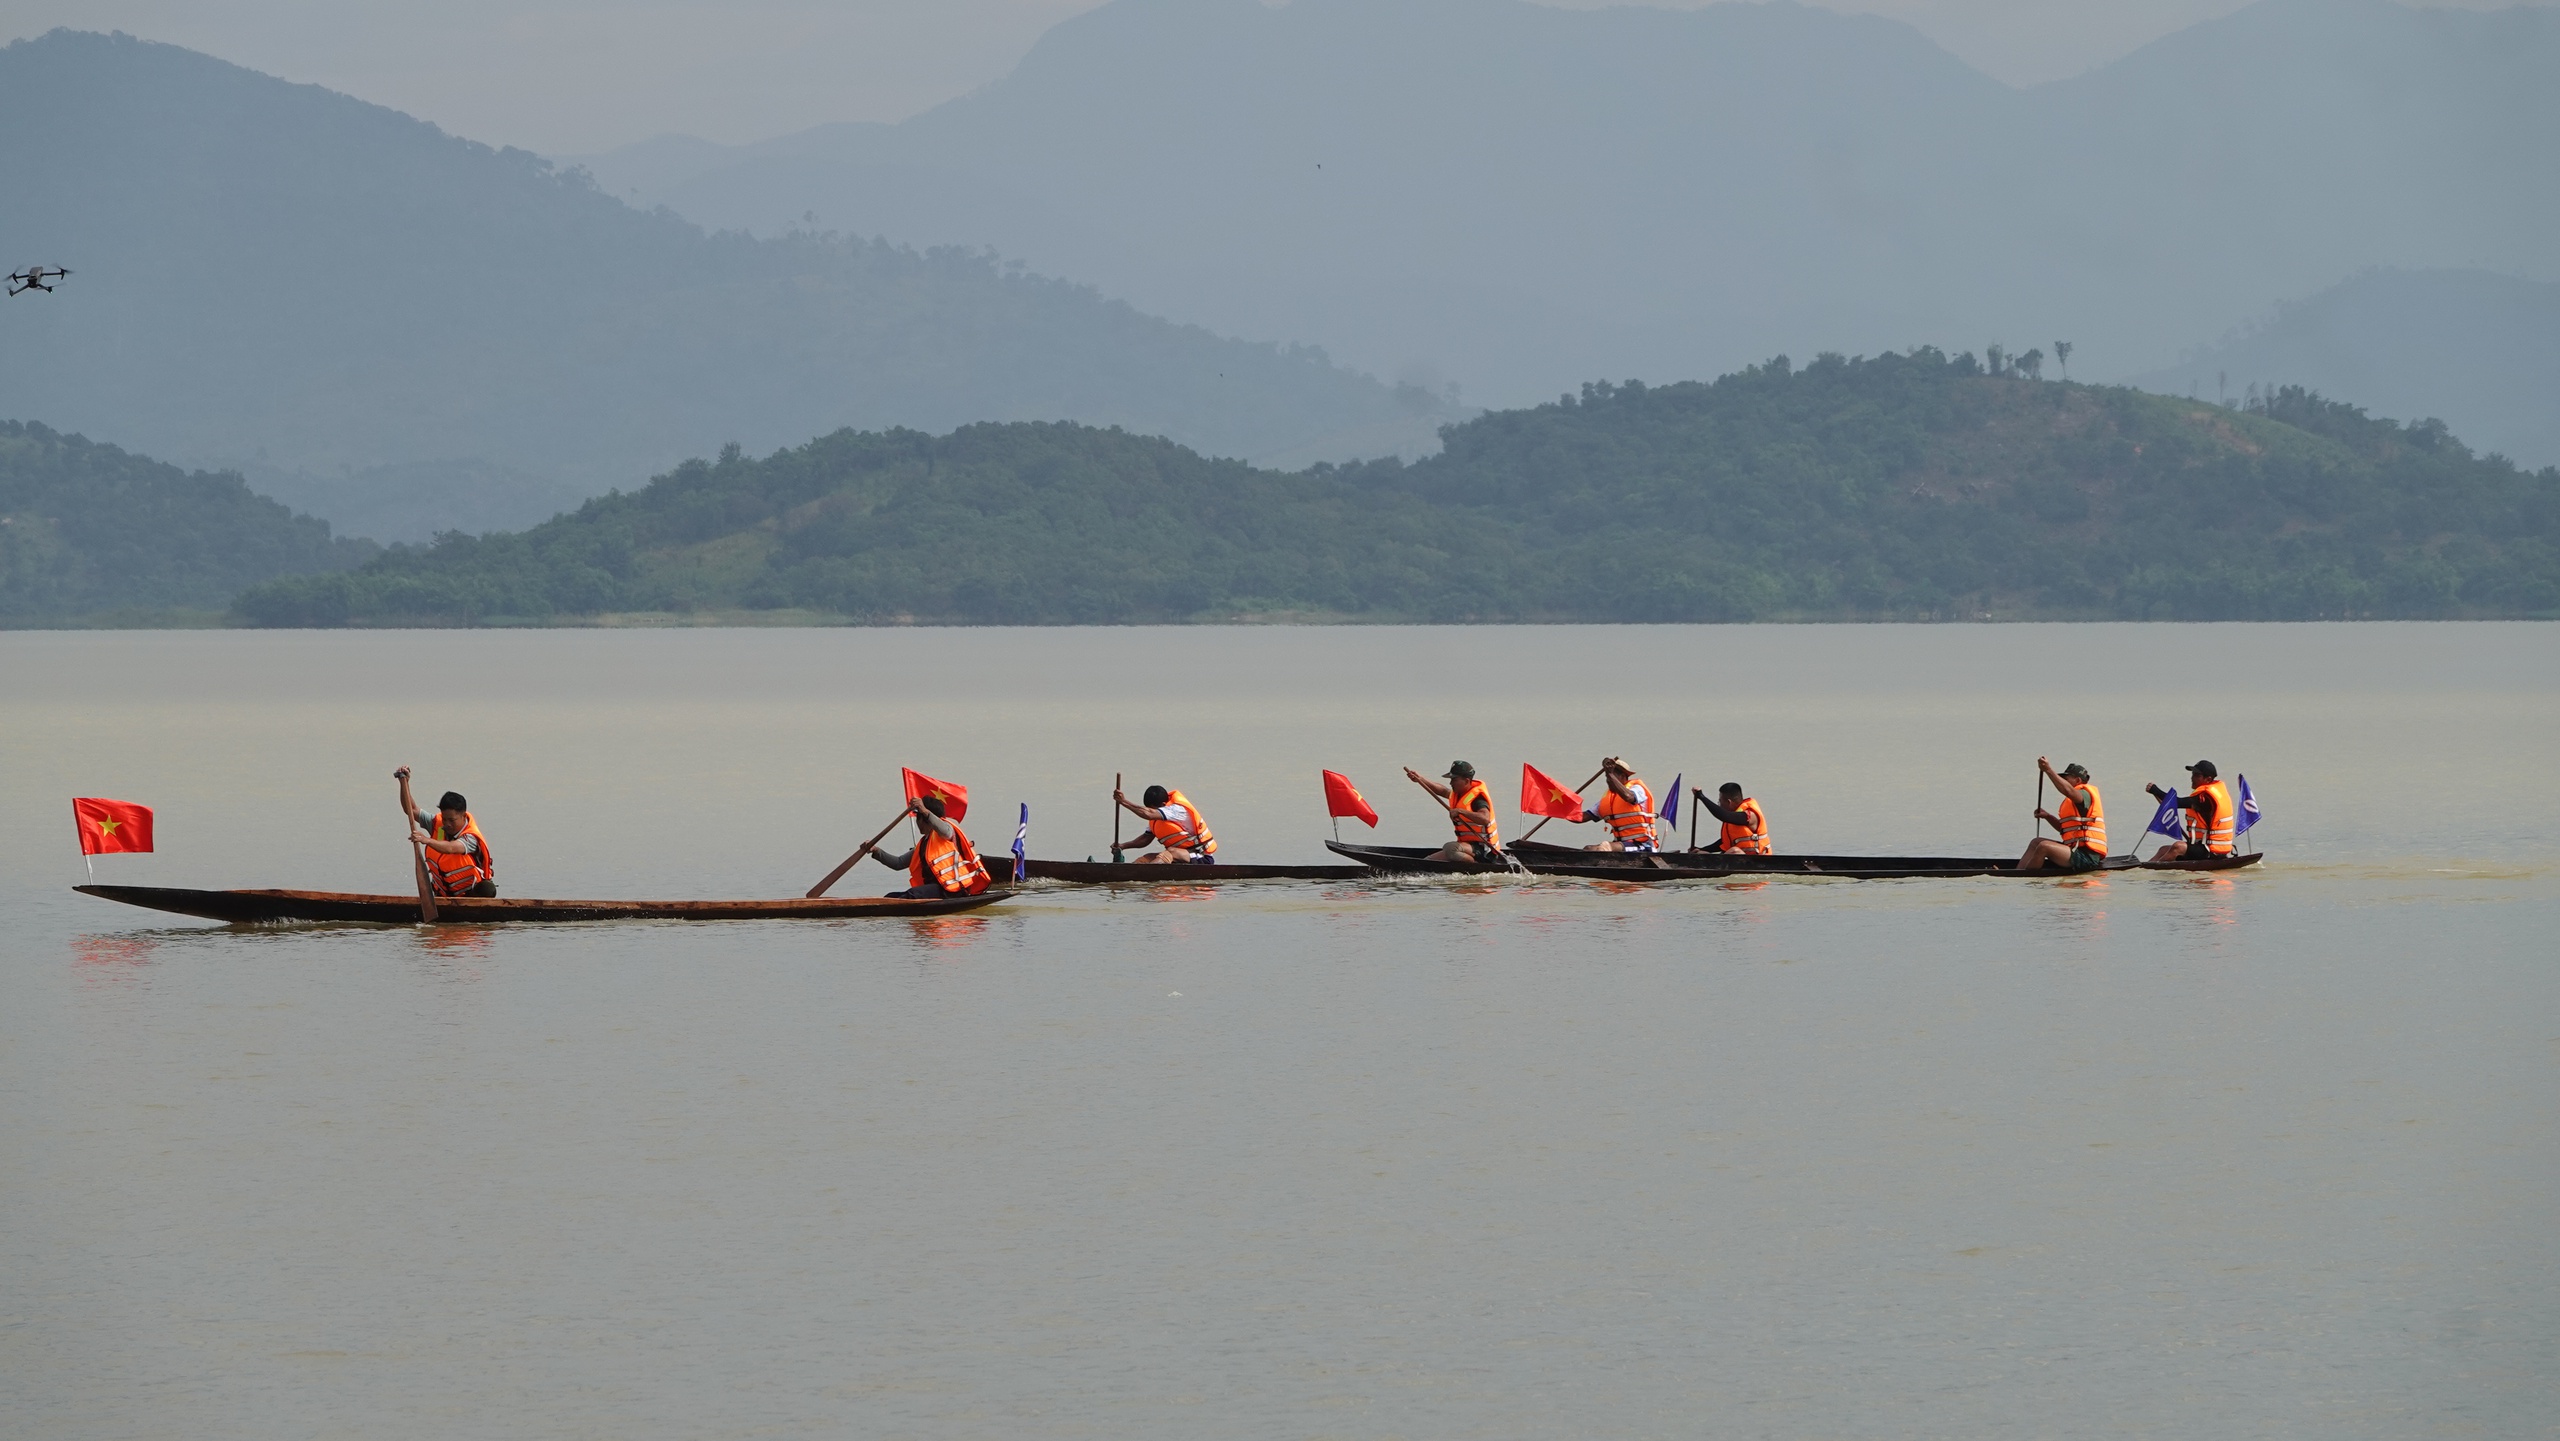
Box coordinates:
[2131,269,2560,471]
[583,0,2558,415]
[0,30,1451,542]
[232,355,2560,627]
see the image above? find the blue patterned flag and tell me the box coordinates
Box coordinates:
[2144,789,2186,840]
[1012,803,1028,881]
[1658,773,1681,825]
[2236,775,2261,835]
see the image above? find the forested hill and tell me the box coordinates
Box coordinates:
[233,351,2560,626]
[0,30,1442,541]
[1,422,373,623]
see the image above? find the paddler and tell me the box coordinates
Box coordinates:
[1689,783,1771,855]
[1112,784,1217,864]
[1404,760,1501,864]
[395,764,497,897]
[870,795,992,898]
[2018,757,2106,872]
[2145,760,2236,862]
[1569,757,1657,852]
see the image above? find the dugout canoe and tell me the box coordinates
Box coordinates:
[73,884,1012,925]
[1017,857,1369,883]
[1325,841,2260,881]
[1510,839,2263,877]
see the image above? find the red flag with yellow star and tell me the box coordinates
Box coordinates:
[901,768,969,823]
[1519,764,1585,821]
[74,798,154,854]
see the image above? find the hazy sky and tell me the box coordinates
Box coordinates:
[0,0,2539,154]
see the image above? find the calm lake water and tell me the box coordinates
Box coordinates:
[4,623,2554,1439]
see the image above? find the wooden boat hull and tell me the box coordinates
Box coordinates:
[74,884,1012,925]
[1326,842,2261,882]
[1018,858,1368,883]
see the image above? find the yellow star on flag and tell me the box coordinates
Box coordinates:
[95,817,119,836]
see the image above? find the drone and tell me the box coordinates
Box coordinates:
[8,266,70,296]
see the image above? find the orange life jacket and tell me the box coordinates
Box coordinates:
[1598,776,1655,846]
[425,811,494,895]
[2186,779,2235,854]
[2056,783,2107,856]
[1719,797,1770,855]
[910,824,991,895]
[1146,790,1216,856]
[1449,778,1500,849]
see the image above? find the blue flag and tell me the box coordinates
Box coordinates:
[1658,773,1681,825]
[2236,775,2261,835]
[2144,788,2186,841]
[1012,802,1028,882]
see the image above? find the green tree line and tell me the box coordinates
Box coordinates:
[1,421,373,622]
[232,349,2560,626]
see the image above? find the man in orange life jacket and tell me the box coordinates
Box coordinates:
[2018,756,2107,873]
[395,764,497,898]
[870,794,992,898]
[2146,760,2236,862]
[1112,785,1217,864]
[1570,757,1657,852]
[1404,760,1501,864]
[1690,783,1771,855]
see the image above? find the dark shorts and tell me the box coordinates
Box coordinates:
[439,880,497,898]
[2068,847,2105,872]
[885,883,954,899]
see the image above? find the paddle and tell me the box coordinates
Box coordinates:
[1515,765,1606,845]
[1110,771,1125,860]
[806,808,913,898]
[408,829,438,923]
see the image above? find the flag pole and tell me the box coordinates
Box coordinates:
[1516,767,1605,845]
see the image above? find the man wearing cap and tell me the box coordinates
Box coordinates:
[1404,761,1501,864]
[1569,757,1657,852]
[2147,761,2236,862]
[394,765,497,898]
[2018,756,2107,873]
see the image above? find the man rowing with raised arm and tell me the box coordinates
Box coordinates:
[395,764,497,897]
[2145,760,2235,862]
[1688,783,1770,854]
[2017,757,2106,872]
[1568,757,1656,852]
[1112,784,1217,864]
[868,795,992,898]
[1404,760,1500,864]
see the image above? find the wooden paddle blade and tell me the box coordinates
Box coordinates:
[411,839,438,922]
[805,845,872,899]
[808,808,913,897]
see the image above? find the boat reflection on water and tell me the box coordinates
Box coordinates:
[72,933,157,987]
[903,913,993,950]
[411,925,498,958]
